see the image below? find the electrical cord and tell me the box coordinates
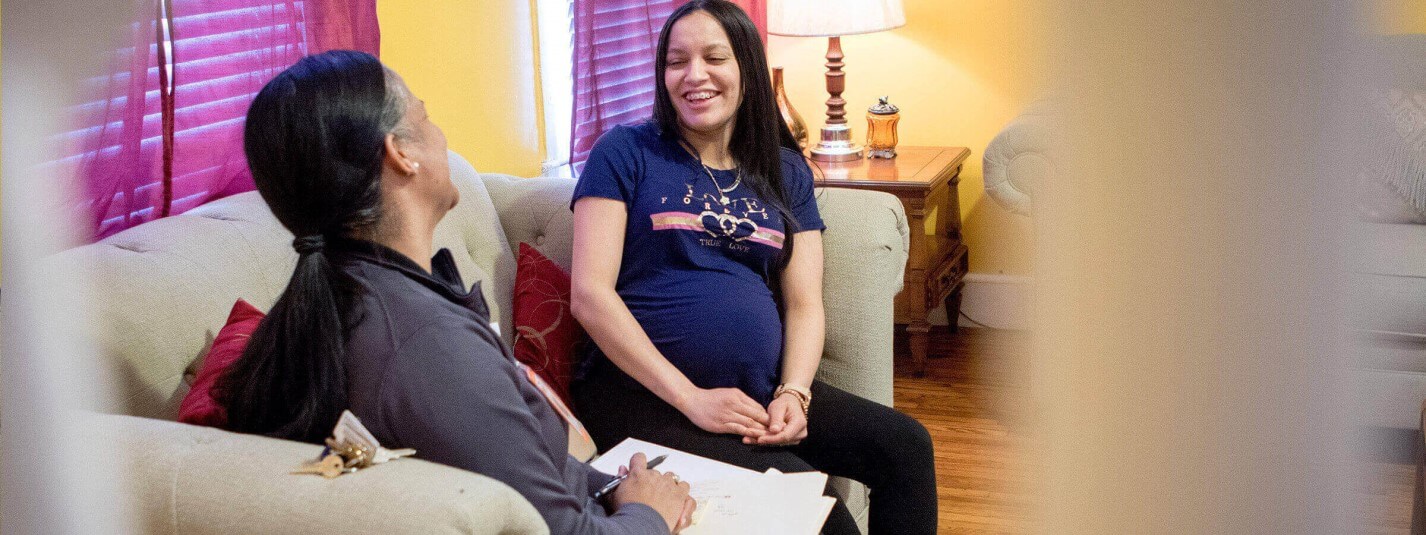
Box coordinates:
[958,309,997,330]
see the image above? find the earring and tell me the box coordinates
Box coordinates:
[409,161,420,176]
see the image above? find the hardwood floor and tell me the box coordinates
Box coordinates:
[1357,461,1415,534]
[893,326,1037,534]
[893,326,1418,534]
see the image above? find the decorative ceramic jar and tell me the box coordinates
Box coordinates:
[866,96,899,159]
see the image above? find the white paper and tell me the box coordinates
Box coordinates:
[591,438,759,484]
[590,439,834,534]
[765,471,836,534]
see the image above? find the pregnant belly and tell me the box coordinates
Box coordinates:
[629,290,784,392]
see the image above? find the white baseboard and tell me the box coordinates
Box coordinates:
[928,272,1033,330]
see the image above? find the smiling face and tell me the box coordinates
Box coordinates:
[663,11,742,143]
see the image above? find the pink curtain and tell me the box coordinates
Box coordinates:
[570,0,678,172]
[75,0,379,240]
[303,0,381,54]
[570,0,766,172]
[734,0,766,42]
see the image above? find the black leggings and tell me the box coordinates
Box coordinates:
[573,372,937,535]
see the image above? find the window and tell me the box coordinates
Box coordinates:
[558,1,763,174]
[570,0,679,173]
[536,0,576,177]
[63,0,377,240]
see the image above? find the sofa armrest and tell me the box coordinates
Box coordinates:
[983,101,1056,216]
[482,175,578,271]
[99,414,548,534]
[813,188,909,407]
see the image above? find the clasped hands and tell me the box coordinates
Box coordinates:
[677,387,807,446]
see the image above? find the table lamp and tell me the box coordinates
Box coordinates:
[768,0,905,162]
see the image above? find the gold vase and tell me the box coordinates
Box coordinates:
[772,67,809,150]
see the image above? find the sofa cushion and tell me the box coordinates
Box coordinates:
[439,154,517,342]
[99,413,548,533]
[43,192,297,420]
[42,151,513,420]
[1349,222,1426,339]
[481,174,577,270]
[1349,222,1426,280]
[177,299,264,427]
[1350,221,1426,430]
[512,243,581,405]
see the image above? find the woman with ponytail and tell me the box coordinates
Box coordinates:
[570,2,938,533]
[217,50,692,534]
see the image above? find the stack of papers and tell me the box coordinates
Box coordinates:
[590,438,836,534]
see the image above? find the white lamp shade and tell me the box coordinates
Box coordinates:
[767,0,906,37]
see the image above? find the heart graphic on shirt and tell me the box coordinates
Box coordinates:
[700,211,758,240]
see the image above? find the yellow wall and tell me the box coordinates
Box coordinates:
[1371,0,1426,33]
[378,0,544,177]
[768,1,1049,276]
[380,0,1046,275]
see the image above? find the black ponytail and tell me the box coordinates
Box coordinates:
[216,50,407,442]
[224,241,349,441]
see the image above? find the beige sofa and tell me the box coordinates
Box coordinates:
[1351,34,1426,436]
[49,151,910,533]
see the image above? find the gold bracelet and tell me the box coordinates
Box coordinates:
[774,384,811,417]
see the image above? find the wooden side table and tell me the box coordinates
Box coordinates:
[812,146,971,376]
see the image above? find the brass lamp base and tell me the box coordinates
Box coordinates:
[810,123,863,162]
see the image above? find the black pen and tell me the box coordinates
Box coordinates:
[593,454,668,500]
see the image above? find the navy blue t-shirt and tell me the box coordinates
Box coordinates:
[571,122,825,405]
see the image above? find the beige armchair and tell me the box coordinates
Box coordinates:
[45,150,908,533]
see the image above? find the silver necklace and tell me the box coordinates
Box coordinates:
[682,140,741,205]
[699,164,741,206]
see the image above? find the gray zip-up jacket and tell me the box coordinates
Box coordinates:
[333,239,667,534]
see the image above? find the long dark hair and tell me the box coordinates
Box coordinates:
[653,0,804,272]
[216,50,407,442]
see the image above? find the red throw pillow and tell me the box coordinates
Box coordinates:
[178,299,265,427]
[513,243,583,406]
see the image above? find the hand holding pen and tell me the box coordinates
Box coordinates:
[604,452,696,533]
[594,453,668,499]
